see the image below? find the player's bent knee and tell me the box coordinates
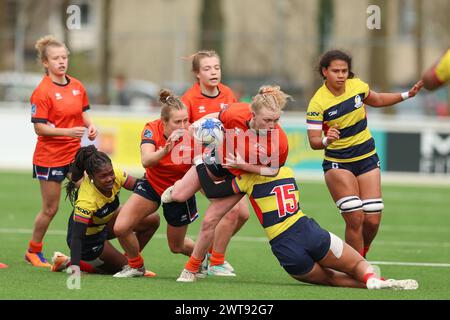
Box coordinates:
[362,198,384,214]
[238,208,250,222]
[146,214,160,229]
[113,223,131,238]
[42,204,59,217]
[171,185,190,202]
[201,217,219,232]
[328,232,344,259]
[336,196,363,213]
[168,242,184,254]
[238,213,249,225]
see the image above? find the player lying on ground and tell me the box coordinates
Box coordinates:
[174,158,418,290]
[51,145,159,276]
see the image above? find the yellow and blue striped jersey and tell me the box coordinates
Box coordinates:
[435,49,450,83]
[73,168,129,236]
[306,78,376,163]
[231,167,305,241]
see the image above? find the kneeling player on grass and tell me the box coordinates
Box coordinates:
[51,145,160,276]
[175,158,418,290]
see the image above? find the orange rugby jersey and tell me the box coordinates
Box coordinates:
[31,75,89,167]
[141,119,194,195]
[218,103,289,176]
[182,82,237,122]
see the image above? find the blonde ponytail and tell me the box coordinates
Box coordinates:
[251,85,292,113]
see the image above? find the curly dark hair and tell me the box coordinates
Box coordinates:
[318,49,355,80]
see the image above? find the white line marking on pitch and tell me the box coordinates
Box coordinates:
[1,228,450,248]
[1,228,449,268]
[369,261,450,268]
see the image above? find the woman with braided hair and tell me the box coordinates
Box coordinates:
[50,145,160,276]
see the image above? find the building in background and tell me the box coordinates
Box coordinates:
[0,0,448,113]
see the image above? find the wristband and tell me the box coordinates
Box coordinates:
[193,155,204,166]
[401,92,410,101]
[322,137,329,147]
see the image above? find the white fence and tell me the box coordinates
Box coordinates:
[1,103,450,185]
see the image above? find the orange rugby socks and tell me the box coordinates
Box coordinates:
[185,256,203,273]
[28,240,43,253]
[209,250,225,267]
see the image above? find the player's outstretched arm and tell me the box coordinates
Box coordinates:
[364,80,423,107]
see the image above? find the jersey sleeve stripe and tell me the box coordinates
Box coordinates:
[141,139,156,145]
[31,117,48,123]
[306,119,322,124]
[307,124,323,130]
[73,214,90,224]
[231,179,241,193]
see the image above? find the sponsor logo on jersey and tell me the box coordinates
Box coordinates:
[354,95,363,108]
[307,111,320,117]
[31,104,36,116]
[55,93,63,100]
[198,106,206,113]
[72,89,81,96]
[143,129,153,138]
[328,110,338,117]
[75,206,91,216]
[137,183,147,193]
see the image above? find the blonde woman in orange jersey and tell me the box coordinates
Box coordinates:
[306,50,423,258]
[26,35,97,268]
[181,50,250,276]
[163,85,290,278]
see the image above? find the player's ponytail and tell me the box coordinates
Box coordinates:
[65,145,111,206]
[251,85,292,113]
[159,89,185,122]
